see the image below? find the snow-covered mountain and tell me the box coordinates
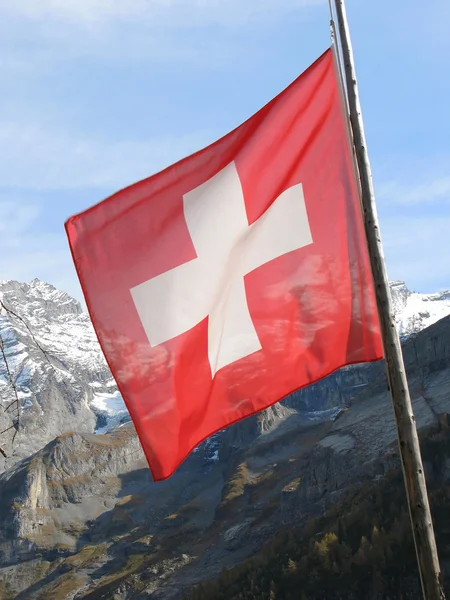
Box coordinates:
[390,281,450,338]
[0,278,449,470]
[0,279,128,468]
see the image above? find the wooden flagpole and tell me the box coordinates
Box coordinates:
[332,1,445,598]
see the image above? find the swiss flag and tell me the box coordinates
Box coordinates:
[66,49,383,481]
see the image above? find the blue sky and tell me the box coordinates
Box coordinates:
[0,0,449,301]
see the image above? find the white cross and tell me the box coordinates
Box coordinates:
[130,161,313,377]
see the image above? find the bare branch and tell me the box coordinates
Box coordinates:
[0,299,57,453]
[0,328,20,424]
[4,400,17,413]
[0,424,17,435]
[0,304,21,449]
[11,422,18,444]
[0,300,53,366]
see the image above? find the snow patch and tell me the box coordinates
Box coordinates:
[305,407,343,422]
[91,390,127,415]
[1,278,449,439]
[390,282,450,337]
[91,390,129,434]
[193,432,221,464]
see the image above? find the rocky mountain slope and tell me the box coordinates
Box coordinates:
[0,313,449,599]
[0,280,128,470]
[390,280,450,337]
[1,278,449,474]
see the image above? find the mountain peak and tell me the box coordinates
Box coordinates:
[1,277,449,472]
[388,281,450,338]
[29,277,56,291]
[0,279,83,321]
[390,280,409,290]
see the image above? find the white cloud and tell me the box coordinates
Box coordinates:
[0,118,214,302]
[0,0,323,27]
[0,202,40,240]
[376,169,450,290]
[0,0,324,69]
[0,0,165,23]
[0,121,213,190]
[380,215,450,292]
[379,176,450,205]
[1,205,448,309]
[0,200,81,300]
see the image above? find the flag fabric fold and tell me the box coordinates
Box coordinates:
[66,48,383,481]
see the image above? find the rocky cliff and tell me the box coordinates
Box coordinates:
[0,280,128,471]
[1,278,449,474]
[0,314,449,599]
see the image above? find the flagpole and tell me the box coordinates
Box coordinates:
[332,1,445,598]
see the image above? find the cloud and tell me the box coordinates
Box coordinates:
[0,200,79,298]
[0,121,213,190]
[0,0,325,299]
[0,0,323,27]
[380,215,450,292]
[378,176,450,205]
[0,0,164,24]
[0,202,40,240]
[0,118,212,301]
[376,167,450,291]
[0,0,324,71]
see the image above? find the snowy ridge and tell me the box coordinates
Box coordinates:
[90,384,130,434]
[305,407,343,423]
[1,278,449,454]
[0,279,127,444]
[390,281,450,338]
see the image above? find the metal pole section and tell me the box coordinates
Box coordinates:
[333,1,445,598]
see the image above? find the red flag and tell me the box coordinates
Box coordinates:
[66,49,383,481]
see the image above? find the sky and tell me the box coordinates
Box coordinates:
[0,0,449,301]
